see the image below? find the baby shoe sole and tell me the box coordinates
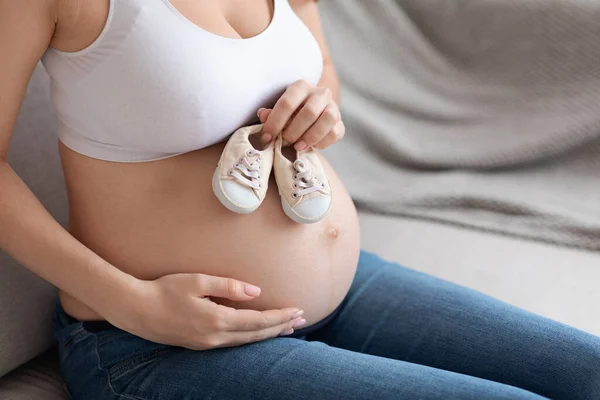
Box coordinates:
[212,168,259,214]
[280,196,330,224]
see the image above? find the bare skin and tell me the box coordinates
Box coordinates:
[0,0,359,349]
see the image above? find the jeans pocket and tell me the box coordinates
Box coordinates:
[58,323,89,354]
[92,327,172,382]
[108,346,172,380]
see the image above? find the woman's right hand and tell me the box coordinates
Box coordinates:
[106,273,305,350]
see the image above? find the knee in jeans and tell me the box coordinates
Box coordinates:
[586,367,600,399]
[576,354,600,400]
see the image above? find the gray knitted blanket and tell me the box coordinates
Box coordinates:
[319,0,600,252]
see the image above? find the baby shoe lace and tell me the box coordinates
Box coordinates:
[292,159,324,198]
[229,149,261,190]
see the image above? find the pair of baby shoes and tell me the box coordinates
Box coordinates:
[212,124,331,224]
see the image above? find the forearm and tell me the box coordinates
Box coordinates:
[318,62,340,104]
[0,161,135,316]
[288,0,339,103]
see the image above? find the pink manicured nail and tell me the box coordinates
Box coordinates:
[294,140,308,151]
[244,284,261,297]
[261,134,273,143]
[291,310,304,319]
[257,108,266,118]
[279,328,294,336]
[292,318,307,329]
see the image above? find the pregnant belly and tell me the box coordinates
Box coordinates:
[59,141,361,327]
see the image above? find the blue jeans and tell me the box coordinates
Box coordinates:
[53,251,600,400]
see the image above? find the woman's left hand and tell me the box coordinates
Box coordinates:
[257,80,345,151]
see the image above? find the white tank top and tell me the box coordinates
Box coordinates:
[41,0,323,162]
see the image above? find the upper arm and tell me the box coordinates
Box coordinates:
[0,0,57,160]
[288,0,333,67]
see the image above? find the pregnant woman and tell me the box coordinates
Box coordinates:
[1,1,599,399]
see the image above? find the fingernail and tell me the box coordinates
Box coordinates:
[282,139,289,147]
[294,140,308,151]
[292,318,307,329]
[279,328,294,336]
[261,133,272,143]
[291,310,304,319]
[257,108,266,118]
[244,284,261,297]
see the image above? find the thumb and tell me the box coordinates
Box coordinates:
[196,274,261,301]
[259,109,274,143]
[257,108,272,124]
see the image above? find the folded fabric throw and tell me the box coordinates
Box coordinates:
[320,0,600,252]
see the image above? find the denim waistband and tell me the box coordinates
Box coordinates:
[54,299,344,339]
[53,300,77,331]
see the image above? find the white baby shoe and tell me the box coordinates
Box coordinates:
[213,124,274,214]
[273,135,332,224]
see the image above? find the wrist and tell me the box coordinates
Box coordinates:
[77,259,142,323]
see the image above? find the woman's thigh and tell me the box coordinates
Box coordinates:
[56,323,545,400]
[307,251,600,400]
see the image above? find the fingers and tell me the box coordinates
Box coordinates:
[221,315,308,347]
[257,108,273,142]
[283,87,331,147]
[222,307,304,331]
[262,80,311,140]
[314,120,346,150]
[258,81,343,149]
[194,274,262,301]
[182,301,304,350]
[294,101,340,151]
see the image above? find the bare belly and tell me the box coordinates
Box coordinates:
[59,140,360,327]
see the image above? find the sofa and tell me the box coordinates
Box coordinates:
[2,8,600,400]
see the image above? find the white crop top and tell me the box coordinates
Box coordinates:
[41,0,323,162]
